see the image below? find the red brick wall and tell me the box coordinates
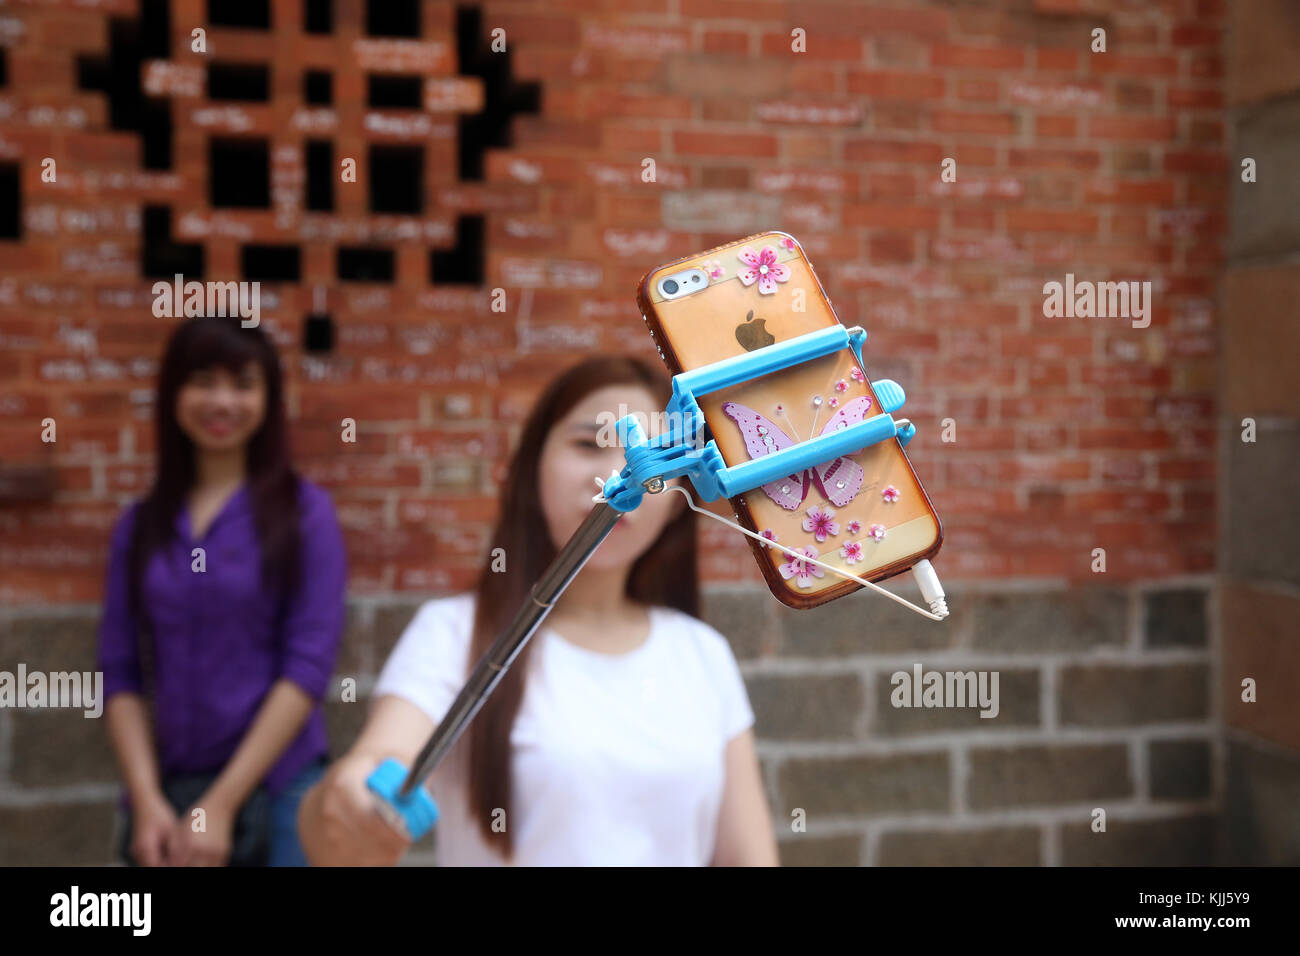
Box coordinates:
[0,0,1224,601]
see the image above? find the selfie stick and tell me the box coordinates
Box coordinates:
[366,324,916,840]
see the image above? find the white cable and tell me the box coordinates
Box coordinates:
[592,475,948,621]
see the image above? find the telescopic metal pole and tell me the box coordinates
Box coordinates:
[397,498,628,797]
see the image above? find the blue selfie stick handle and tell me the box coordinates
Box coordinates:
[366,758,439,840]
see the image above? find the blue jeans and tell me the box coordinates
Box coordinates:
[268,756,329,867]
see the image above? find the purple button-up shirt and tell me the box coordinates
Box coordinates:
[97,477,346,796]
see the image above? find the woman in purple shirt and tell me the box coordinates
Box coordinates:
[98,316,347,866]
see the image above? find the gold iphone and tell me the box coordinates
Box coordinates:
[636,231,943,610]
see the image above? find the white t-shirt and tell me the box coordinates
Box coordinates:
[372,591,755,866]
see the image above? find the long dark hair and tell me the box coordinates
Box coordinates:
[126,317,301,632]
[465,354,699,859]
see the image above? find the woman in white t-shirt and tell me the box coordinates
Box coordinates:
[300,354,779,866]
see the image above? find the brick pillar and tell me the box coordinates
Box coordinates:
[1219,0,1300,865]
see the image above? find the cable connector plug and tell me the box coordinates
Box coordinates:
[911,559,948,618]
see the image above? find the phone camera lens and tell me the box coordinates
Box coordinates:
[662,279,679,295]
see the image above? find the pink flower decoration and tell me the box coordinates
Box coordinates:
[779,545,825,589]
[702,259,724,280]
[840,541,863,564]
[881,484,899,503]
[847,519,861,535]
[868,523,886,541]
[737,245,790,295]
[779,236,797,251]
[828,397,839,408]
[835,379,848,393]
[758,529,778,549]
[774,403,783,413]
[850,367,865,383]
[802,505,840,542]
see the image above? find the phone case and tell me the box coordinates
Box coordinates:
[636,231,942,610]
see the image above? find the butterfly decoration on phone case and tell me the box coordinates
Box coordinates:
[721,396,873,510]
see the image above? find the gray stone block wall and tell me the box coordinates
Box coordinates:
[700,581,1221,866]
[0,580,1223,866]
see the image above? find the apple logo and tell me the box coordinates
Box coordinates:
[735,310,776,352]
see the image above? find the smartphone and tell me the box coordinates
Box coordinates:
[636,231,942,610]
